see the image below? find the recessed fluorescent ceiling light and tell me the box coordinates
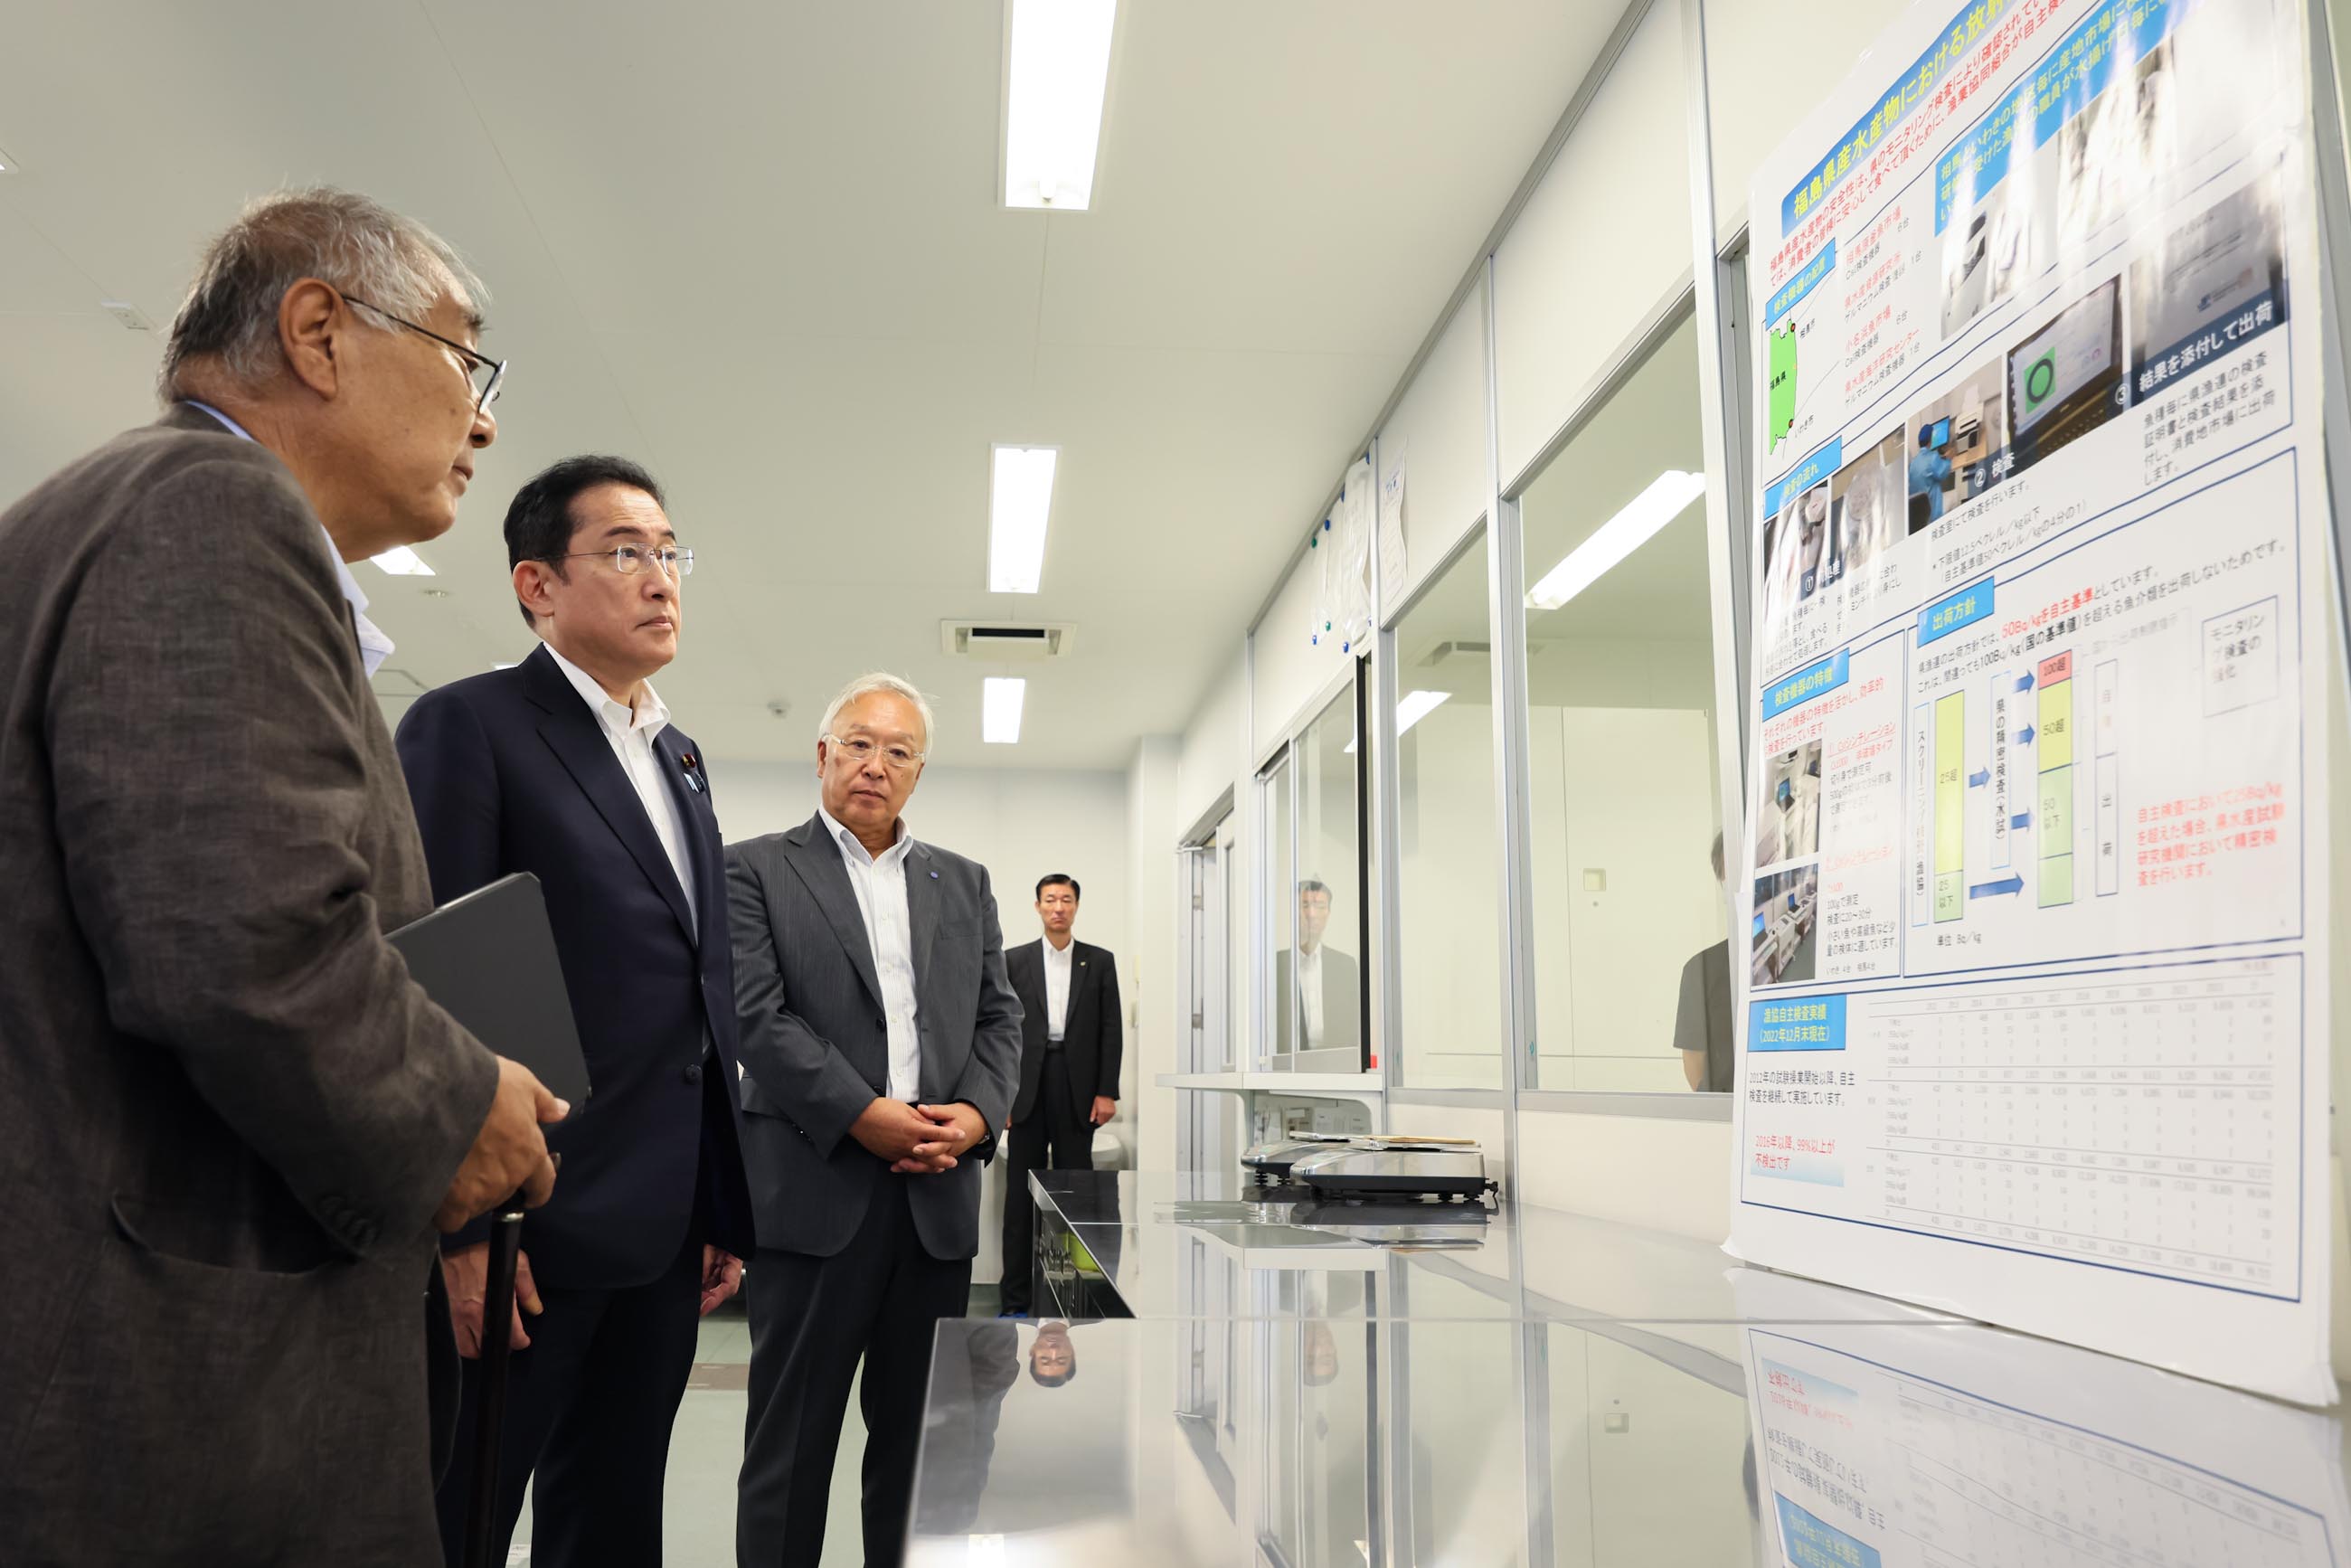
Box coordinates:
[372,545,436,577]
[1525,469,1707,612]
[983,676,1027,743]
[989,444,1057,593]
[1003,0,1116,210]
[1345,689,1449,753]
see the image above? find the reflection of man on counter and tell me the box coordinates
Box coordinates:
[1675,834,1735,1093]
[1028,1320,1079,1387]
[911,1322,1020,1535]
[1275,879,1363,1054]
[1908,424,1954,524]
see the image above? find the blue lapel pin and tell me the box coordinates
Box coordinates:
[679,751,705,793]
[930,870,939,879]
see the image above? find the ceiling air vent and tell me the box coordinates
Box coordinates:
[1417,639,1491,668]
[939,620,1074,661]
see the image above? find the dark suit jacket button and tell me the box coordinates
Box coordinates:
[684,1063,703,1085]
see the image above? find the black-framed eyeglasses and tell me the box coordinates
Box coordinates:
[342,292,506,413]
[561,544,695,579]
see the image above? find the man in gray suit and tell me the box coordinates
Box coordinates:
[728,672,1022,1568]
[0,188,564,1565]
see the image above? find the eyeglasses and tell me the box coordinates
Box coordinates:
[562,543,695,579]
[825,735,925,771]
[342,292,507,413]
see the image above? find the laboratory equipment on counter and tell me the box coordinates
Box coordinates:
[1290,1138,1497,1204]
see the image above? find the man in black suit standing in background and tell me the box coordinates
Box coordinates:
[398,455,754,1567]
[998,874,1122,1317]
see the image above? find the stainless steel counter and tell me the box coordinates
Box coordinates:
[908,1301,2351,1566]
[1023,1168,1957,1327]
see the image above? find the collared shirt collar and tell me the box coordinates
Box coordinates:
[543,643,670,743]
[817,800,913,867]
[184,399,394,676]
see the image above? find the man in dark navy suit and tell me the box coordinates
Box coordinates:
[397,455,754,1567]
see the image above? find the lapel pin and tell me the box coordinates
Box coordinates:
[930,871,939,880]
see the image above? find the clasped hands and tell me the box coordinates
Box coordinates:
[851,1097,987,1174]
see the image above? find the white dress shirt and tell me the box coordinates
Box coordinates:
[1298,944,1326,1048]
[1041,937,1075,1042]
[817,803,922,1100]
[546,646,696,935]
[184,400,395,675]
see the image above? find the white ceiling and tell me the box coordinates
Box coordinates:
[0,1,1619,768]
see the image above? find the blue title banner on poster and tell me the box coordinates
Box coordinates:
[1751,996,1849,1052]
[1766,241,1837,324]
[1762,651,1851,722]
[1919,578,1996,645]
[1780,0,2020,230]
[1763,438,1843,520]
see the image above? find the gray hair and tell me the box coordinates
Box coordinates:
[819,673,935,757]
[159,186,489,400]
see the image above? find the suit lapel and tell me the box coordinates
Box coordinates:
[523,647,697,945]
[907,839,939,990]
[653,727,721,949]
[779,817,885,1010]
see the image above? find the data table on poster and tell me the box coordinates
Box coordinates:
[1862,959,2292,1291]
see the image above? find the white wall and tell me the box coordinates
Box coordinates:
[1378,274,1492,607]
[1126,737,1182,1175]
[1516,1108,1732,1242]
[1700,0,1912,237]
[1253,515,1359,751]
[1176,642,1247,833]
[706,755,1130,1287]
[1492,1,1690,487]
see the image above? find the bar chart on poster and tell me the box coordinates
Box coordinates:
[1729,0,2334,1401]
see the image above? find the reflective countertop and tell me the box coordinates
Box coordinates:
[1028,1169,1959,1327]
[909,1295,2351,1567]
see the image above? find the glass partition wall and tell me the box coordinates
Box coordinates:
[1261,675,1369,1075]
[1515,312,1731,1094]
[1391,528,1507,1091]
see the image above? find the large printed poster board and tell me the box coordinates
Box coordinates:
[1731,0,2334,1401]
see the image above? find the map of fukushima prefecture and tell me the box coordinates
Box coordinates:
[1769,322,1798,453]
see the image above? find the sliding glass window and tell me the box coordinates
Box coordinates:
[1515,312,1731,1093]
[1392,529,1506,1091]
[1261,678,1366,1073]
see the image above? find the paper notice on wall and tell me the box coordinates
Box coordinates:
[1730,0,2334,1402]
[1378,440,1409,601]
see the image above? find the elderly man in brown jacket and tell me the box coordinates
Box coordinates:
[0,188,565,1566]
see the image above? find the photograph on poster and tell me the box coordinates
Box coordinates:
[2006,276,2127,469]
[1940,175,2031,339]
[1751,866,1818,987]
[2130,175,2289,379]
[1824,428,1905,586]
[1759,477,1828,635]
[2058,38,2175,253]
[1752,741,1824,872]
[1904,355,2009,529]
